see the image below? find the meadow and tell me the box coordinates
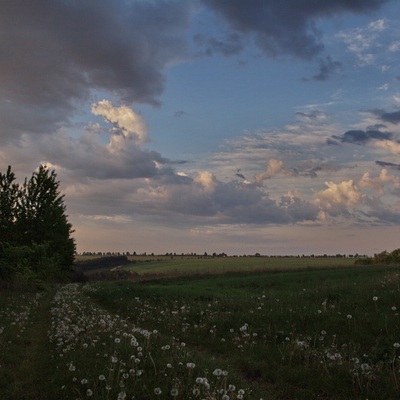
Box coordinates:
[1,259,400,399]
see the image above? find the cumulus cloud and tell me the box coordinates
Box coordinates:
[359,168,400,195]
[91,100,149,149]
[255,159,284,186]
[315,179,362,215]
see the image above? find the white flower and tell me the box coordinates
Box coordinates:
[170,388,179,397]
[98,374,106,381]
[186,362,196,369]
[86,389,93,397]
[213,368,223,376]
[372,296,378,301]
[154,388,162,395]
[117,391,126,400]
[347,314,352,319]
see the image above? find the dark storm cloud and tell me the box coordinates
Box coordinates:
[332,129,393,144]
[201,0,389,60]
[0,0,191,142]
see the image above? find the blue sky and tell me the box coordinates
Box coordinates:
[1,0,400,255]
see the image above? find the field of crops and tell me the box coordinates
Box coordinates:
[1,262,400,399]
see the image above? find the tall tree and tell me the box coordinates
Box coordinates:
[17,165,76,270]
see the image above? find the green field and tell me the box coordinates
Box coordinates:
[1,262,400,399]
[124,256,355,276]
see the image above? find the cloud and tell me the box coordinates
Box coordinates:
[336,18,388,66]
[332,129,393,144]
[310,56,342,81]
[373,139,400,154]
[255,159,284,186]
[201,0,389,60]
[0,0,192,143]
[375,160,400,170]
[373,109,400,124]
[91,100,149,148]
[359,168,400,195]
[315,179,362,215]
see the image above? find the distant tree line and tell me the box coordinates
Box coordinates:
[0,165,75,284]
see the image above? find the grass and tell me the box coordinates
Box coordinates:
[122,256,355,276]
[1,262,400,399]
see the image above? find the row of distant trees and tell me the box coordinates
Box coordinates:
[0,165,75,283]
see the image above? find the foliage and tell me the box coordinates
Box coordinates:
[0,165,75,283]
[355,248,400,265]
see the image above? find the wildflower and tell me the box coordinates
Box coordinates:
[154,388,162,395]
[347,314,352,319]
[115,338,121,344]
[321,330,326,335]
[372,296,378,301]
[192,388,200,396]
[98,374,106,381]
[394,343,400,348]
[86,389,93,397]
[81,379,88,385]
[117,391,126,400]
[222,395,230,400]
[213,368,223,376]
[392,306,397,311]
[68,363,76,372]
[187,362,196,369]
[170,388,179,397]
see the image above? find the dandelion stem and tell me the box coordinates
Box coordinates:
[148,352,157,375]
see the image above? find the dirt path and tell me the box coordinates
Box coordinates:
[6,289,56,400]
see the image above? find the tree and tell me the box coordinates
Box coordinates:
[0,165,75,282]
[17,165,75,270]
[0,166,20,245]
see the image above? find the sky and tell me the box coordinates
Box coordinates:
[1,0,400,256]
